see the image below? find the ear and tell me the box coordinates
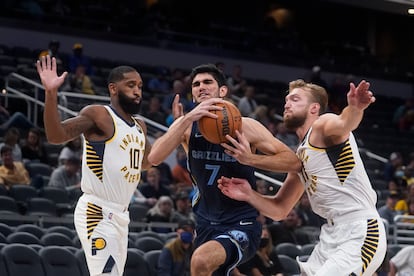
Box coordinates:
[219,86,228,98]
[310,103,320,115]
[108,83,117,95]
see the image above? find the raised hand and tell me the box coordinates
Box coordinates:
[36,55,67,93]
[347,80,375,110]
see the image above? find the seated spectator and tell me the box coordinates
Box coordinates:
[237,85,258,117]
[21,127,49,164]
[130,188,158,208]
[147,66,171,95]
[58,136,82,165]
[389,245,414,275]
[0,127,23,162]
[68,43,93,75]
[171,146,192,187]
[48,157,82,202]
[268,208,311,246]
[395,184,414,215]
[157,219,195,276]
[0,145,31,189]
[38,40,64,72]
[141,96,167,125]
[146,195,175,233]
[237,224,284,276]
[139,166,171,199]
[171,190,195,223]
[275,121,299,152]
[401,196,414,224]
[62,64,96,95]
[392,97,414,132]
[383,152,405,182]
[378,190,400,226]
[0,101,35,136]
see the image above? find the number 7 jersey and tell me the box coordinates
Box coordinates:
[80,106,146,207]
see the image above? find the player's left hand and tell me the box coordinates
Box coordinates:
[347,80,375,110]
[221,130,252,165]
[172,94,184,120]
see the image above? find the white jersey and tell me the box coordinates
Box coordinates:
[296,128,377,221]
[80,106,146,207]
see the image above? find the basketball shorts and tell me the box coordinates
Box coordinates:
[297,212,387,276]
[74,193,130,276]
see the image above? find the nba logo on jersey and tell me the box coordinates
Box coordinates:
[108,212,113,220]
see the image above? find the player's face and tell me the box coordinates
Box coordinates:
[117,72,143,115]
[283,88,310,130]
[191,73,222,103]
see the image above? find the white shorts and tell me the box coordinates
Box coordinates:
[74,193,130,276]
[297,210,387,276]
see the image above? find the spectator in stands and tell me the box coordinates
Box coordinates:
[236,224,284,276]
[378,190,400,226]
[296,193,326,228]
[163,79,194,126]
[146,195,176,233]
[157,219,195,276]
[58,135,82,165]
[401,196,414,223]
[130,188,158,207]
[268,208,310,246]
[62,64,96,95]
[171,190,195,223]
[68,43,93,75]
[395,184,414,215]
[141,96,166,125]
[384,152,405,182]
[226,64,247,98]
[171,145,192,188]
[38,40,64,72]
[147,66,171,95]
[139,166,171,199]
[392,97,414,132]
[21,127,49,164]
[0,101,35,136]
[48,156,82,202]
[275,121,299,151]
[0,145,31,189]
[256,179,274,225]
[0,127,22,162]
[237,85,258,117]
[388,245,414,275]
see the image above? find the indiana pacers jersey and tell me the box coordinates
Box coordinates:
[188,122,258,224]
[80,105,146,207]
[296,128,378,220]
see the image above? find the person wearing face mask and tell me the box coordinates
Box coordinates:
[158,219,195,276]
[236,225,284,276]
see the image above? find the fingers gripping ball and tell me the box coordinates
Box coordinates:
[198,101,242,144]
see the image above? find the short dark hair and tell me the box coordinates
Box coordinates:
[107,66,137,85]
[0,145,12,155]
[190,64,227,87]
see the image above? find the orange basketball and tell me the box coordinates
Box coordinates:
[198,100,242,144]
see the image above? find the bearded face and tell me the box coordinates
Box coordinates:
[284,109,307,130]
[118,91,142,115]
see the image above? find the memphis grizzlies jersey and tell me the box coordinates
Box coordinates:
[81,106,146,206]
[296,128,377,220]
[188,122,258,224]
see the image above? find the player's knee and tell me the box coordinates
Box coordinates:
[191,251,211,273]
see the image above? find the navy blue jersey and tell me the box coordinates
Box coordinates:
[188,122,258,224]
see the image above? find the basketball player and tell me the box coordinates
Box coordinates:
[218,79,387,275]
[37,55,152,276]
[148,63,301,276]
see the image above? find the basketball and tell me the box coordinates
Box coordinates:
[198,100,242,144]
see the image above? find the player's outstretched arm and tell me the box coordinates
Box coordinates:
[218,173,304,221]
[318,80,375,138]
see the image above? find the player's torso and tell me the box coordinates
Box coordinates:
[296,129,377,219]
[81,106,146,206]
[188,123,258,223]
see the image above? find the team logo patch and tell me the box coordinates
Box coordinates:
[227,230,249,251]
[92,237,106,255]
